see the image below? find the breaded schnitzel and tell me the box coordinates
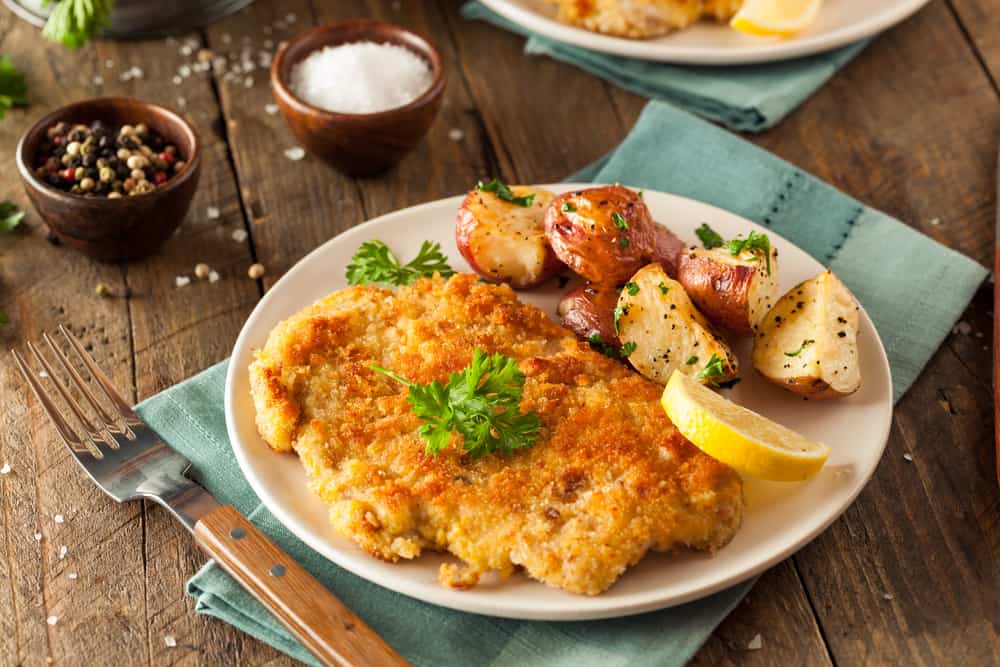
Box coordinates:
[554,0,744,39]
[250,274,742,595]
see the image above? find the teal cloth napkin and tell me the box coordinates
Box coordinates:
[135,102,986,666]
[462,2,868,132]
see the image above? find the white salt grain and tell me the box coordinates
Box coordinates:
[47,615,58,626]
[58,545,67,559]
[54,514,64,524]
[882,592,894,600]
[208,270,220,284]
[265,103,279,115]
[954,321,971,335]
[34,532,42,542]
[39,370,49,378]
[0,463,10,475]
[172,75,182,85]
[164,636,177,648]
[244,77,254,89]
[290,42,432,114]
[93,75,104,85]
[232,229,248,242]
[67,572,77,580]
[903,453,913,462]
[175,276,191,288]
[747,634,762,651]
[284,147,305,161]
[206,206,221,220]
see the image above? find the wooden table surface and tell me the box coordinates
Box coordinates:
[1,1,998,665]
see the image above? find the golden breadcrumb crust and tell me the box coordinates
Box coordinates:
[556,0,742,39]
[250,274,743,595]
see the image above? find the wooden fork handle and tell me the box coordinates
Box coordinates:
[194,505,409,667]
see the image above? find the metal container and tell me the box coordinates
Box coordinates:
[4,0,255,38]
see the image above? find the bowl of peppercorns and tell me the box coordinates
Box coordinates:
[16,97,201,262]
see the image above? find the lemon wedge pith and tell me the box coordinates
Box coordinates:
[661,370,830,481]
[730,0,823,37]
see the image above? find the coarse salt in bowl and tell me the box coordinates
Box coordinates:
[289,41,434,115]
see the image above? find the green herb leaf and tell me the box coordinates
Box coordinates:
[784,339,816,357]
[346,240,454,287]
[686,355,698,365]
[620,341,637,357]
[0,310,8,326]
[613,305,628,336]
[727,231,772,275]
[0,201,24,233]
[611,212,628,231]
[372,348,541,458]
[658,281,669,295]
[0,56,27,120]
[42,0,114,49]
[696,354,727,382]
[695,223,724,249]
[618,236,630,249]
[587,333,621,359]
[476,178,535,207]
[624,281,639,296]
[561,201,576,213]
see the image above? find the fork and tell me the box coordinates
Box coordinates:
[13,325,408,667]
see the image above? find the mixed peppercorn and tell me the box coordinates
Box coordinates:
[34,120,186,198]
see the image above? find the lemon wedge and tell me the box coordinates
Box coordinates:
[730,0,823,37]
[661,370,830,481]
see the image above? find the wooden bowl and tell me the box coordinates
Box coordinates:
[15,97,201,262]
[271,19,446,176]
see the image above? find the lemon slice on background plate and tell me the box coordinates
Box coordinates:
[730,0,824,37]
[661,370,831,481]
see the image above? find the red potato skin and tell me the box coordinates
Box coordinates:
[545,185,665,285]
[677,249,755,335]
[454,189,563,289]
[557,283,620,347]
[651,223,685,278]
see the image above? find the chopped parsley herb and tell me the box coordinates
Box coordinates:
[620,341,637,356]
[695,354,728,385]
[588,333,620,359]
[613,305,628,335]
[624,281,639,296]
[0,201,24,233]
[611,212,628,231]
[686,355,698,365]
[346,239,454,287]
[784,339,816,357]
[476,178,535,207]
[727,231,772,275]
[637,190,644,198]
[658,282,669,295]
[618,236,630,249]
[372,349,541,458]
[561,201,577,213]
[695,223,724,249]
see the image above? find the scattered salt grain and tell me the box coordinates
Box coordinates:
[747,634,762,651]
[175,276,191,288]
[54,514,64,524]
[164,636,177,648]
[222,34,232,44]
[954,321,972,335]
[208,270,220,284]
[93,75,104,85]
[929,218,941,226]
[129,66,143,79]
[105,59,114,69]
[39,370,48,378]
[976,331,984,338]
[265,103,279,115]
[177,97,187,109]
[286,12,297,23]
[67,572,77,580]
[47,615,58,626]
[882,592,894,600]
[0,463,10,475]
[284,147,305,161]
[206,206,221,220]
[289,42,433,114]
[34,532,42,541]
[172,75,182,85]
[180,44,193,56]
[244,77,254,89]
[58,545,67,560]
[903,453,913,462]
[449,128,464,142]
[232,229,248,243]
[179,65,192,78]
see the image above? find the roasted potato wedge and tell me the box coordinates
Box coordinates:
[545,185,667,284]
[752,270,861,399]
[677,244,778,336]
[616,263,738,386]
[455,185,561,289]
[557,282,620,351]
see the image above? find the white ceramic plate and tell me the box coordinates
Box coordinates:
[480,0,931,64]
[225,185,892,621]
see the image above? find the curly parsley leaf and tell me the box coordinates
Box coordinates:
[587,333,619,359]
[784,339,816,357]
[0,56,27,120]
[346,239,454,287]
[42,0,114,49]
[620,341,637,357]
[613,304,628,336]
[372,349,541,458]
[0,202,24,233]
[695,223,724,249]
[727,231,772,275]
[476,178,535,207]
[611,212,629,231]
[695,353,729,386]
[658,281,669,295]
[624,281,639,296]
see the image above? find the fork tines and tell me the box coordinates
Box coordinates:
[12,325,137,460]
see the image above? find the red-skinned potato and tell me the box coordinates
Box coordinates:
[677,244,778,336]
[651,223,685,278]
[545,185,666,285]
[455,185,562,289]
[557,282,620,349]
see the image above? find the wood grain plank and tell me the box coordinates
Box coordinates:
[950,0,1000,90]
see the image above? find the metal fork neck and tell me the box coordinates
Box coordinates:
[138,473,222,531]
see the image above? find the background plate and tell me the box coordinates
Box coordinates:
[480,0,931,64]
[225,185,892,621]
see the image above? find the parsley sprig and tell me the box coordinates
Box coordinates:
[695,223,724,249]
[372,349,541,458]
[695,353,739,389]
[0,56,27,120]
[42,0,114,49]
[0,201,24,326]
[346,240,454,287]
[784,339,816,357]
[695,224,772,275]
[476,178,535,207]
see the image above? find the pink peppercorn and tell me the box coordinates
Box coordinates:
[154,171,167,184]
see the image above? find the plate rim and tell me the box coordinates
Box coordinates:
[224,184,893,620]
[478,0,932,64]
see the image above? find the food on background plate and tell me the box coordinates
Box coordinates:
[557,283,623,356]
[34,120,186,198]
[678,223,778,335]
[552,0,743,39]
[544,184,681,285]
[752,270,861,399]
[662,370,831,481]
[616,263,739,386]
[250,274,743,595]
[730,0,823,37]
[455,180,562,288]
